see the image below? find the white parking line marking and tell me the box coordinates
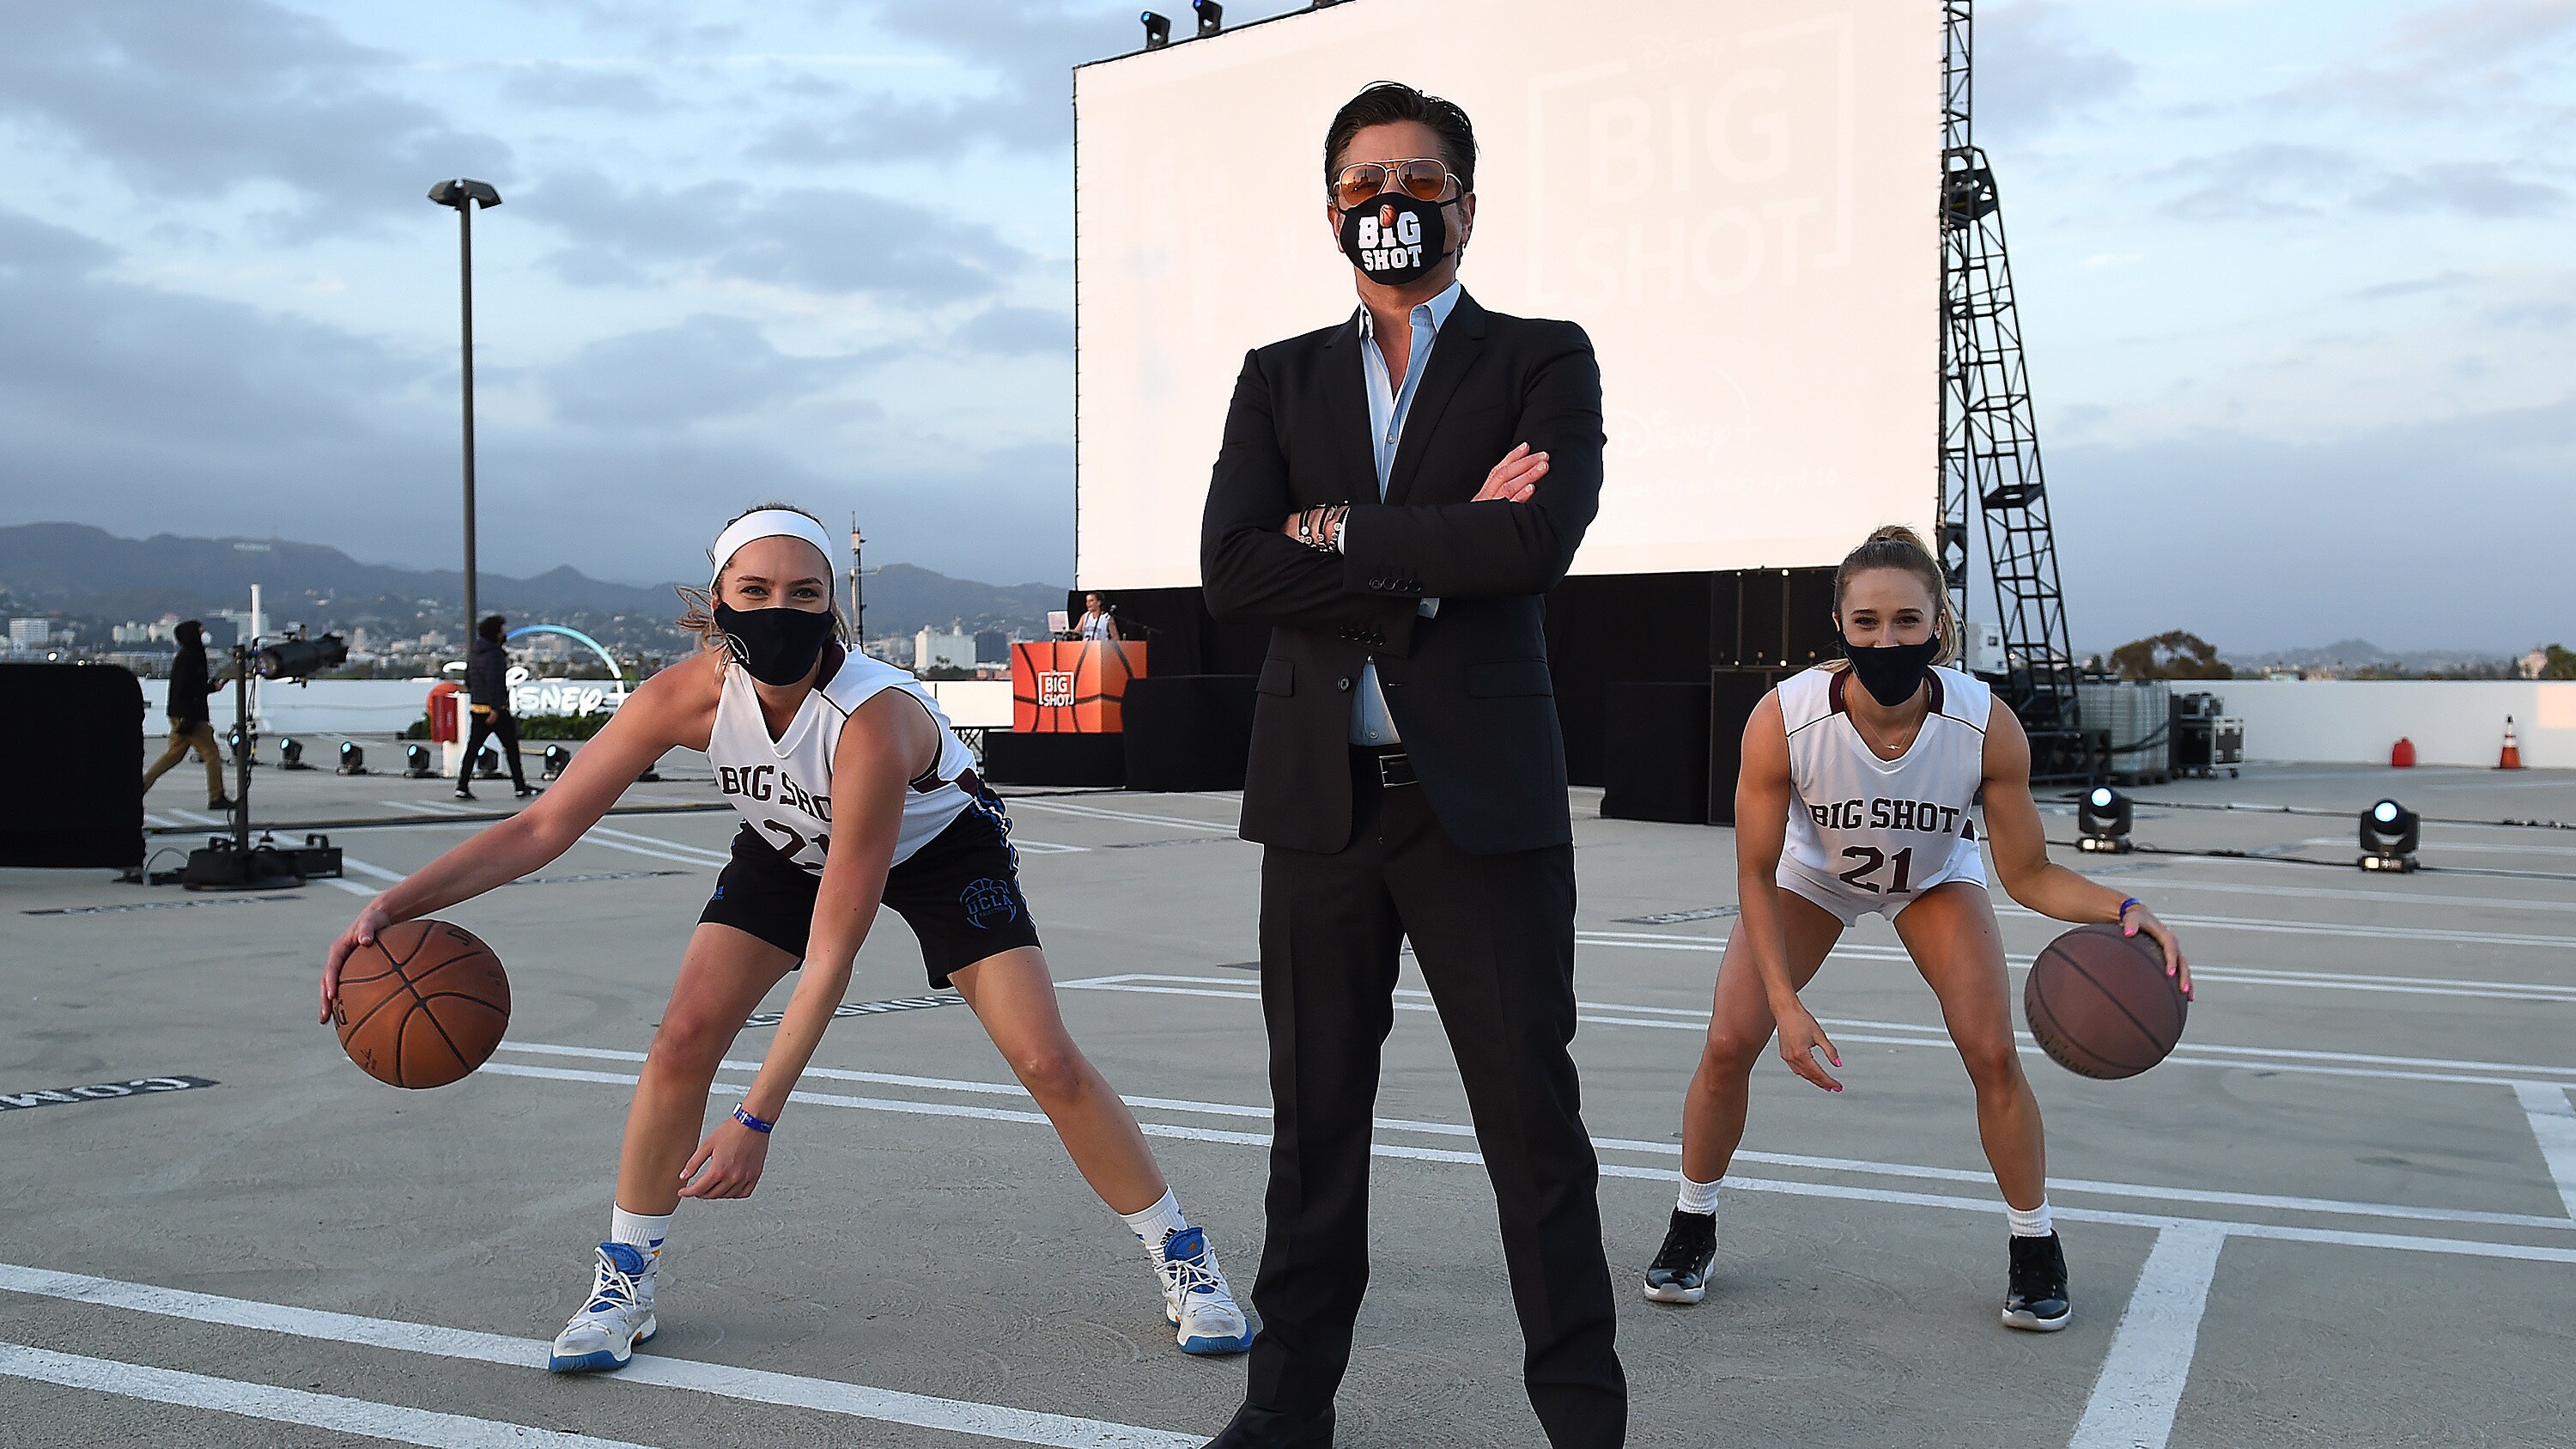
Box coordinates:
[1004,798,1235,832]
[2514,1082,2576,1220]
[0,1267,1201,1448]
[483,1043,2576,1263]
[379,800,463,816]
[1056,974,2576,1089]
[0,1341,658,1449]
[141,812,182,829]
[584,825,733,864]
[338,855,406,883]
[321,878,377,897]
[484,1041,2576,1235]
[166,808,226,825]
[2068,1224,2229,1449]
[576,831,724,869]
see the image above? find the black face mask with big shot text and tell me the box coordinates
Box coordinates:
[1840,636,1941,708]
[715,603,835,686]
[1338,192,1449,286]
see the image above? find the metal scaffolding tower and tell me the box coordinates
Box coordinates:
[1939,0,2089,780]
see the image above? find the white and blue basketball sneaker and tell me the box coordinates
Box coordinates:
[548,1242,659,1373]
[1153,1227,1253,1355]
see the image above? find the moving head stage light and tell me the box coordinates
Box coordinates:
[543,744,570,781]
[1140,10,1170,48]
[338,741,368,776]
[256,631,348,681]
[1194,0,1223,36]
[2077,786,2133,853]
[279,737,310,770]
[404,743,435,778]
[2360,798,2419,873]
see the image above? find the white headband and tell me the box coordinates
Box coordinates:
[708,509,838,591]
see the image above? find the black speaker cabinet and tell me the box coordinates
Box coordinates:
[2,663,144,868]
[981,731,1127,788]
[1122,675,1256,792]
[1601,683,1713,825]
[1707,668,1789,825]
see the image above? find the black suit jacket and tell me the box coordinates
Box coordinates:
[1200,289,1604,855]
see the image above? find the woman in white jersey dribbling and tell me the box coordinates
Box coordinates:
[319,504,1251,1373]
[1639,526,2191,1331]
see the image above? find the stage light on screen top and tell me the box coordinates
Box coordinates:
[1194,0,1223,36]
[2076,785,2132,853]
[1140,11,1170,48]
[2359,798,2418,873]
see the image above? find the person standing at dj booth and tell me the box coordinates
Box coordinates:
[1199,82,1620,1449]
[456,614,535,801]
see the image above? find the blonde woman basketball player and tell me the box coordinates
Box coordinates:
[1640,526,2191,1330]
[321,505,1250,1372]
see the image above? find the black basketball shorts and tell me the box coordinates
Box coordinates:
[697,789,1041,988]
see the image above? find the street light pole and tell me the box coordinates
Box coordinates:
[428,179,502,657]
[848,514,867,646]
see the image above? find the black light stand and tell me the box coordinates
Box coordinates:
[179,636,348,890]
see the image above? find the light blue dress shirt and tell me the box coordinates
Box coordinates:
[1348,279,1461,746]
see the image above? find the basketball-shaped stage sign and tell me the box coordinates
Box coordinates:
[2023,922,2187,1080]
[332,920,512,1089]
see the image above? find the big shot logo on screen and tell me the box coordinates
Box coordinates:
[1038,670,1076,707]
[1527,17,1864,311]
[717,764,832,822]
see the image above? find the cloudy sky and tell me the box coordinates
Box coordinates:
[0,1,2568,651]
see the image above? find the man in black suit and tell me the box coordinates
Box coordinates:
[1199,82,1621,1449]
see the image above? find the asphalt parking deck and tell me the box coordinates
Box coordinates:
[5,755,2572,1446]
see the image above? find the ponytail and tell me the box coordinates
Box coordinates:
[1832,525,1959,667]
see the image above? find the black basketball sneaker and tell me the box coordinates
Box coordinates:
[1641,1209,1718,1304]
[2003,1232,2071,1331]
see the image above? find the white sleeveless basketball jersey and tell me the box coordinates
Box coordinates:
[706,648,978,874]
[1776,664,1992,920]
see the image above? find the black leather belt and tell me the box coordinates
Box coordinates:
[1353,746,1417,788]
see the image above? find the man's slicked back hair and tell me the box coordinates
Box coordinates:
[1324,82,1476,197]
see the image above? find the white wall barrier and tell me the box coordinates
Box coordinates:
[131,674,1022,738]
[2209,680,2573,768]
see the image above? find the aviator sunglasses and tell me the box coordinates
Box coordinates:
[1333,157,1463,210]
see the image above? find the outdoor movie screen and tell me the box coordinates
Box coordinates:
[1073,0,1938,590]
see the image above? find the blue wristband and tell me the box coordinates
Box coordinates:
[2117,897,2142,922]
[731,1105,774,1135]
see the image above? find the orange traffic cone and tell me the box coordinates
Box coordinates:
[2498,715,2524,770]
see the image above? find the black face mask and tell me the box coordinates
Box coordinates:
[1840,636,1940,708]
[1338,192,1449,286]
[715,603,835,686]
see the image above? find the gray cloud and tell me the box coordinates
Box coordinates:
[499,64,672,113]
[2154,147,2567,223]
[0,1,512,233]
[2285,0,2576,113]
[2359,161,2566,217]
[532,171,1025,301]
[2052,396,2576,653]
[545,314,883,429]
[1973,3,2139,146]
[2154,143,2360,221]
[955,304,1072,356]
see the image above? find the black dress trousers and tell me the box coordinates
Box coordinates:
[1246,762,1625,1449]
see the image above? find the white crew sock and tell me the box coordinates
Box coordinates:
[1119,1189,1190,1247]
[2005,1198,2053,1239]
[610,1207,671,1263]
[1675,1174,1722,1217]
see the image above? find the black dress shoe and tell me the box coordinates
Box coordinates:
[1206,1403,1334,1448]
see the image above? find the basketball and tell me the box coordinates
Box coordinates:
[2023,922,2187,1080]
[332,919,512,1089]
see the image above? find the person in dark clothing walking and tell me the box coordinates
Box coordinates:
[457,614,534,800]
[142,619,233,810]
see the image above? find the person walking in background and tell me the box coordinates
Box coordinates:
[1075,591,1121,642]
[1198,81,1621,1449]
[457,614,534,801]
[142,619,231,811]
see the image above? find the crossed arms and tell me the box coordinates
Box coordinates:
[1199,325,1604,642]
